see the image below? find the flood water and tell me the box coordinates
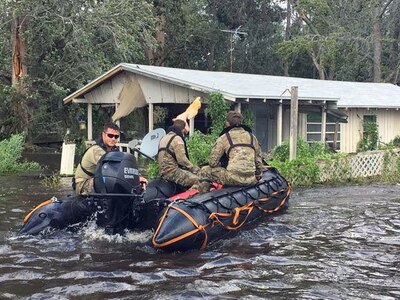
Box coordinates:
[0,174,399,300]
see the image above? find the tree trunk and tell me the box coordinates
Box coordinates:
[145,2,166,66]
[310,49,325,80]
[206,44,215,71]
[11,11,30,137]
[11,13,27,87]
[283,0,292,76]
[372,5,382,82]
[388,1,400,83]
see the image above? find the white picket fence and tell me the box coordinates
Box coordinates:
[318,149,400,182]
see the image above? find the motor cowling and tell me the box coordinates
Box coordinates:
[92,151,141,234]
[93,151,140,194]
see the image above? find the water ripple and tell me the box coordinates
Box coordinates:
[1,179,399,299]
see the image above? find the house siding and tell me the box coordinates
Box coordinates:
[340,108,400,153]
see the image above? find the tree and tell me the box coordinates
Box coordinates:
[276,0,399,82]
[371,0,394,82]
[0,0,156,140]
[384,0,400,84]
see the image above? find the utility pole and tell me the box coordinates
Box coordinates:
[221,26,247,72]
[289,86,298,161]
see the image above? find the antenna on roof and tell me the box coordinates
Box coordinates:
[221,26,248,72]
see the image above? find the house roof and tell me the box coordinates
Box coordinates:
[64,63,400,109]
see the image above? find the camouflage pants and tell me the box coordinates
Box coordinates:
[198,166,257,186]
[161,168,200,189]
[75,178,94,195]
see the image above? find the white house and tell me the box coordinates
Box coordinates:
[64,63,400,153]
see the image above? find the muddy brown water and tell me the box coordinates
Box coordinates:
[0,174,399,300]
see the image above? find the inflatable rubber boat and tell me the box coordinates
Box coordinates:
[152,166,290,251]
[18,151,176,235]
[19,150,290,251]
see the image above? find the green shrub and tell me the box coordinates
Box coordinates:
[0,134,41,174]
[269,139,343,187]
[146,160,160,179]
[241,106,255,128]
[270,157,320,187]
[186,131,216,166]
[41,173,61,187]
[392,136,400,147]
[380,135,400,150]
[272,139,333,162]
[357,121,379,152]
[205,92,230,135]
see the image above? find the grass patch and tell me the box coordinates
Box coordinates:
[0,134,42,174]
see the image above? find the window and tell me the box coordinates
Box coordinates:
[361,115,378,150]
[306,113,341,150]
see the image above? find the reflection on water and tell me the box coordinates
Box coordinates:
[0,175,399,299]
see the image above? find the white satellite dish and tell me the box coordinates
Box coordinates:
[128,128,166,160]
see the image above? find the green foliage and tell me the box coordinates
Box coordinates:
[269,158,320,187]
[271,139,334,162]
[186,130,217,166]
[391,136,400,147]
[0,0,157,139]
[1,0,400,151]
[41,173,62,187]
[241,106,255,128]
[357,121,379,152]
[379,135,400,150]
[146,160,160,180]
[379,150,400,183]
[269,139,342,187]
[153,107,168,129]
[205,92,230,135]
[0,134,41,174]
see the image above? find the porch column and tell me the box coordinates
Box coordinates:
[148,103,153,132]
[115,103,120,127]
[333,121,339,150]
[235,102,242,113]
[87,103,93,141]
[189,118,194,136]
[289,86,298,161]
[277,100,283,146]
[321,106,327,143]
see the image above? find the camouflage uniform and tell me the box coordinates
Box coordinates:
[158,132,200,189]
[74,142,117,195]
[199,126,263,186]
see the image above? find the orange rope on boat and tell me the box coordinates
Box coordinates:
[152,181,292,250]
[209,202,254,230]
[254,184,292,213]
[22,199,53,223]
[152,205,210,250]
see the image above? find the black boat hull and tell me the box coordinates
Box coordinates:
[18,180,177,236]
[152,167,291,251]
[19,166,290,252]
[18,195,94,235]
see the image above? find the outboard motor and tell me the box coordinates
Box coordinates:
[91,152,142,234]
[93,151,140,194]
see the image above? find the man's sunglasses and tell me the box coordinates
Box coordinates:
[104,132,120,139]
